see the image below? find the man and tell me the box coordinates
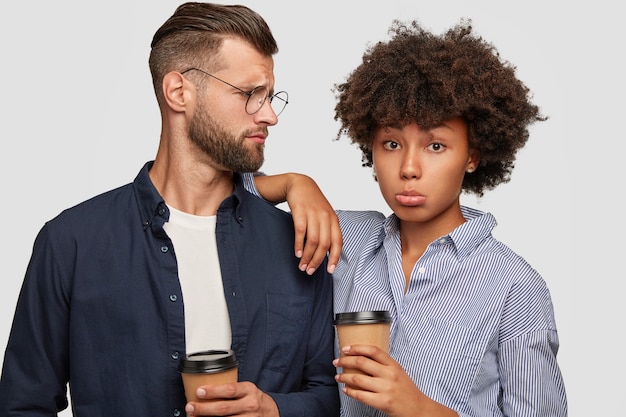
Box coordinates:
[0,3,340,416]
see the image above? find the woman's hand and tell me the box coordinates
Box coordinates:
[254,173,342,275]
[334,344,458,417]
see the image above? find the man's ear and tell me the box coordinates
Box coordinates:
[162,71,190,112]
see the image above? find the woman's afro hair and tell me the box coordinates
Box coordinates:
[333,19,545,196]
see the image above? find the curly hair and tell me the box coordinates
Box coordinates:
[333,19,545,196]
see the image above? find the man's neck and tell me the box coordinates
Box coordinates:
[149,157,234,216]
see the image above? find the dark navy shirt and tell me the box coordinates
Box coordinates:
[0,162,339,417]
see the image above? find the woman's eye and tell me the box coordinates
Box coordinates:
[383,140,400,150]
[427,142,445,152]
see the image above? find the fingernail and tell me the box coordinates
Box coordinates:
[299,263,307,272]
[296,250,302,258]
[306,267,316,275]
[327,264,336,274]
[185,404,195,413]
[196,388,206,398]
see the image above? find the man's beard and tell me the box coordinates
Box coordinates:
[188,102,265,172]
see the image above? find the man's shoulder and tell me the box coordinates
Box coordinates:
[234,184,294,221]
[44,183,135,232]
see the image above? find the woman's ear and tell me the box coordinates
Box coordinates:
[466,149,480,173]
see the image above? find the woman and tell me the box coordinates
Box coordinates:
[252,19,567,417]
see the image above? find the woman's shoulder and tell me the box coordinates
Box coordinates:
[336,209,387,223]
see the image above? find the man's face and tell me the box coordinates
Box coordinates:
[188,98,267,172]
[187,37,279,172]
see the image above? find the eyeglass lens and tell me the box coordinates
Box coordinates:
[246,87,288,116]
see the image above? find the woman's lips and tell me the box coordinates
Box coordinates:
[395,192,426,206]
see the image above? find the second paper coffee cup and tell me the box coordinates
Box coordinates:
[334,311,391,375]
[179,349,238,402]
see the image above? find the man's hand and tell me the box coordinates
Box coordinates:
[185,381,279,417]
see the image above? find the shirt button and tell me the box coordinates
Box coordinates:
[438,238,446,245]
[417,266,426,274]
[173,409,182,417]
[161,246,169,253]
[172,352,180,360]
[169,294,178,302]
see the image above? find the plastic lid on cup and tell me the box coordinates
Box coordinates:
[178,349,239,374]
[334,310,391,325]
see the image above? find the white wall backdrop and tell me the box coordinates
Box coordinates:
[0,1,622,415]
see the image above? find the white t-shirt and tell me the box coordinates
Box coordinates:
[163,206,231,354]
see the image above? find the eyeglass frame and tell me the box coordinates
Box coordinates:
[180,67,289,116]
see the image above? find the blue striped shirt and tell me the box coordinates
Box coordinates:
[334,207,567,417]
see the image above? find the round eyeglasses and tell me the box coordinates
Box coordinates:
[181,67,289,116]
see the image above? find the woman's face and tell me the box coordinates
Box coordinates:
[372,118,478,228]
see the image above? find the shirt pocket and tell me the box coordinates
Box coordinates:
[264,292,313,374]
[403,316,487,389]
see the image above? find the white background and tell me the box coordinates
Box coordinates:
[0,1,622,415]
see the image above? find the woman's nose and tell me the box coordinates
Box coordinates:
[400,151,421,179]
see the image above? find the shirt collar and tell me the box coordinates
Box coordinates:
[132,161,246,232]
[133,161,167,232]
[381,206,497,261]
[452,206,497,260]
